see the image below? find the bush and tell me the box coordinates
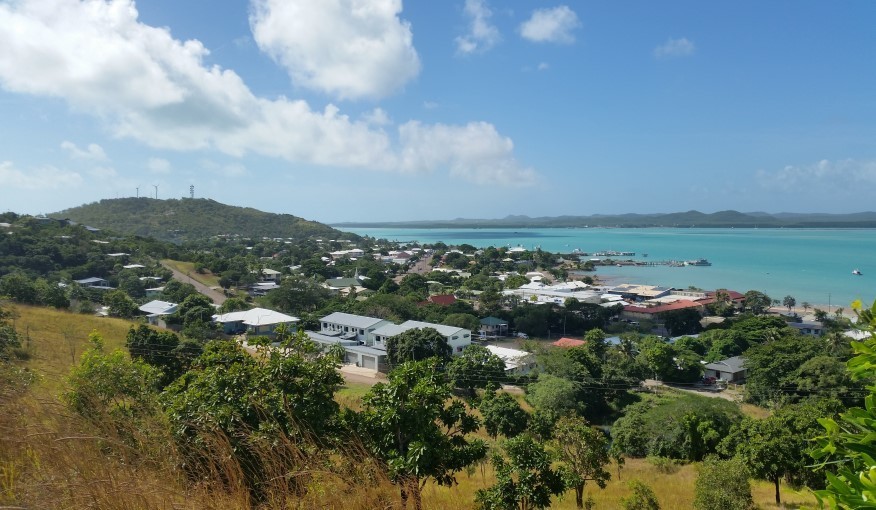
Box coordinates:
[693,457,753,510]
[621,480,660,510]
[646,456,681,474]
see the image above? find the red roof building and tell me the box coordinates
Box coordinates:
[419,294,457,307]
[552,337,586,348]
[622,299,705,320]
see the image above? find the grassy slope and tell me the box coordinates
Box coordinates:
[161,259,221,288]
[9,306,817,509]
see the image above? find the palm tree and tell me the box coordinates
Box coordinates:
[802,302,811,314]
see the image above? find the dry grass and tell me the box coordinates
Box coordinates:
[422,457,816,509]
[161,259,221,288]
[10,304,134,393]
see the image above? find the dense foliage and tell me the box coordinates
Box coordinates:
[611,393,741,461]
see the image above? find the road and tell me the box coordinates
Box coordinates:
[161,261,227,305]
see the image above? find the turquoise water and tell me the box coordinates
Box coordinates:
[339,227,876,308]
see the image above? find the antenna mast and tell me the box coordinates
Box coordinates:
[153,185,158,199]
[190,185,194,199]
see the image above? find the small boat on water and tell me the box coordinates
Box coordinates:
[853,269,863,275]
[686,258,712,266]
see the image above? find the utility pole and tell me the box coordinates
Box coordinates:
[153,185,158,199]
[136,186,139,198]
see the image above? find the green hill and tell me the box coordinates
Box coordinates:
[56,198,355,242]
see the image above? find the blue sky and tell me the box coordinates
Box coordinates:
[1,0,874,223]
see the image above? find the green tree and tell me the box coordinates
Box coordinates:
[65,332,162,425]
[0,273,38,304]
[693,456,753,510]
[811,299,876,508]
[526,373,584,418]
[125,325,201,386]
[385,327,452,367]
[356,359,487,509]
[475,434,566,510]
[783,295,797,313]
[442,312,481,332]
[743,290,771,315]
[217,296,250,313]
[743,333,827,406]
[621,480,660,510]
[479,391,529,439]
[104,289,138,318]
[659,308,702,337]
[0,304,21,359]
[263,275,330,314]
[553,416,611,509]
[447,344,506,394]
[160,279,198,303]
[163,339,342,496]
[720,400,839,506]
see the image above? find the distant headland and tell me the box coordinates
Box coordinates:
[333,210,876,229]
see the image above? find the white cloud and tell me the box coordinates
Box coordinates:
[756,159,876,191]
[249,0,420,100]
[455,0,500,55]
[0,0,534,188]
[0,161,82,189]
[537,62,550,71]
[362,107,392,126]
[519,6,580,44]
[60,141,108,161]
[147,157,171,174]
[653,37,695,59]
[423,101,439,109]
[398,121,538,186]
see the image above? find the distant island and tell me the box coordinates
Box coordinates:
[333,210,876,229]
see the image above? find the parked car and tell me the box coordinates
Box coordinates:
[516,332,529,339]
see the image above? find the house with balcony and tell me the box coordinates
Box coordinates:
[371,320,472,355]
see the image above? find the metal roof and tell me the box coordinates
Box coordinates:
[320,312,388,329]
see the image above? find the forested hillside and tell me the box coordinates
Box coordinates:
[56,198,354,242]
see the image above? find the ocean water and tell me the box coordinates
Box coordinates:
[339,227,876,309]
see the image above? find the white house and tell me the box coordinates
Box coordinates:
[371,320,472,354]
[484,345,537,375]
[318,312,393,345]
[213,307,299,336]
[138,300,178,326]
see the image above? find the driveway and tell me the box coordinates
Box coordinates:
[161,261,227,305]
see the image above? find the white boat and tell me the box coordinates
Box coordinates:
[853,269,863,275]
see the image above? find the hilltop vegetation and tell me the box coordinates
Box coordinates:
[56,197,354,242]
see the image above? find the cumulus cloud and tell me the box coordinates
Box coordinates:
[249,0,420,100]
[653,37,695,58]
[0,0,536,187]
[147,157,171,174]
[61,141,108,161]
[756,159,876,191]
[519,6,580,44]
[455,0,500,55]
[361,107,392,126]
[0,161,82,189]
[398,121,538,187]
